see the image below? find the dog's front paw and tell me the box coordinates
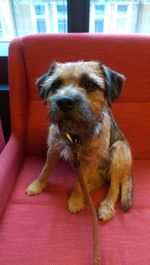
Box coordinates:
[25,179,47,196]
[68,190,85,213]
[98,201,116,221]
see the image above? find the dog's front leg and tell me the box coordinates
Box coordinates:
[26,148,60,196]
[98,141,133,221]
[68,160,98,213]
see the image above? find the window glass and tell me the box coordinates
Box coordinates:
[36,19,46,33]
[95,5,105,15]
[0,0,68,41]
[90,0,150,33]
[58,18,67,33]
[117,5,128,13]
[34,5,45,15]
[57,5,67,14]
[95,19,104,32]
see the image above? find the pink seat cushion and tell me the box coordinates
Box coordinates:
[0,156,150,265]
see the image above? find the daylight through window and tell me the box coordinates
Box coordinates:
[0,0,67,41]
[0,0,150,42]
[89,0,150,33]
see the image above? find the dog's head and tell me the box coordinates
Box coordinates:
[36,61,125,138]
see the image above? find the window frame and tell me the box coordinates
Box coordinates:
[67,0,90,32]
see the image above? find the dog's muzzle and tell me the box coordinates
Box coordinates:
[56,96,76,111]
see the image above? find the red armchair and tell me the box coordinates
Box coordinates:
[0,34,150,265]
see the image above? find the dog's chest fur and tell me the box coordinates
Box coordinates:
[47,107,124,169]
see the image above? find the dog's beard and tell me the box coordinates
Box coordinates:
[49,106,101,143]
[49,103,101,142]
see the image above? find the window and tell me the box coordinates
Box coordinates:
[57,5,67,15]
[95,5,105,15]
[33,4,47,33]
[0,0,150,55]
[0,0,67,41]
[35,5,45,15]
[56,3,67,33]
[36,19,46,33]
[95,19,104,32]
[89,1,106,32]
[114,3,130,33]
[117,5,128,13]
[90,0,150,34]
[58,18,67,33]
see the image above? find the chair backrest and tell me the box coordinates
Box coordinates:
[9,33,150,159]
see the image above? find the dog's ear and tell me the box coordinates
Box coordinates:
[36,65,55,101]
[36,72,49,100]
[102,65,125,106]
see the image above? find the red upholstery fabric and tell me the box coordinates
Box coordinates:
[0,34,150,265]
[0,119,5,152]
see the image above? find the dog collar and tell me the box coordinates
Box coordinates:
[66,133,81,168]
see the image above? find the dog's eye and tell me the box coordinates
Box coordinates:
[51,80,62,91]
[84,81,99,91]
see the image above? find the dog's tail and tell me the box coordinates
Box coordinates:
[121,175,133,212]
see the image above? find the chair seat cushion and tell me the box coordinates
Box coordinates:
[0,156,150,265]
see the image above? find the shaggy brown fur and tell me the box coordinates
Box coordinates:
[26,61,133,221]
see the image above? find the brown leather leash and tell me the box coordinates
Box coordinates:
[66,133,100,265]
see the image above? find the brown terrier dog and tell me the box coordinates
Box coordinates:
[26,61,133,221]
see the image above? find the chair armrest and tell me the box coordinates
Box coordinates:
[0,118,5,152]
[0,135,25,217]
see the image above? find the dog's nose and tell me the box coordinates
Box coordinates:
[57,96,75,111]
